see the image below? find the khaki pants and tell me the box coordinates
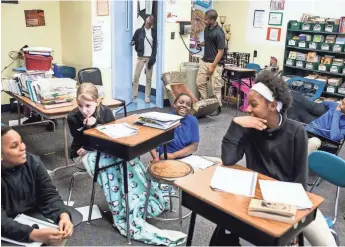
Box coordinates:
[196,60,223,106]
[132,57,153,98]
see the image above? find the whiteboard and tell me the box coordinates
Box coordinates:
[246,0,343,47]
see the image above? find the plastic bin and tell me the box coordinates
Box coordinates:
[289,21,301,30]
[24,54,53,71]
[181,62,201,98]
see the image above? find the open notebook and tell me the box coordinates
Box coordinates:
[1,214,59,247]
[210,167,258,197]
[96,123,138,139]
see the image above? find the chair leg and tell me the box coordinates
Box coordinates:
[67,171,88,206]
[316,178,323,187]
[179,189,183,232]
[143,179,151,220]
[309,177,321,192]
[169,186,173,212]
[332,186,340,225]
[329,229,340,246]
[227,85,231,109]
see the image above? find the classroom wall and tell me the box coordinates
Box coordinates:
[60,1,93,79]
[213,0,344,68]
[1,1,63,105]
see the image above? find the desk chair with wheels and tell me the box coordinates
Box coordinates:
[143,160,193,231]
[308,151,345,246]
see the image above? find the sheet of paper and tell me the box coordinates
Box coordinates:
[259,180,313,209]
[253,10,265,28]
[268,12,283,25]
[210,167,258,197]
[14,214,58,229]
[1,236,42,247]
[97,123,138,139]
[76,205,102,222]
[180,155,215,170]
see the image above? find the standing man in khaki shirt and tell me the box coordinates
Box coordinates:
[196,9,225,116]
[131,15,157,103]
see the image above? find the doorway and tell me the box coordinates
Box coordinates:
[113,0,164,114]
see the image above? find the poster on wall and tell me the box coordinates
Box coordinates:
[189,0,213,60]
[24,9,45,27]
[166,0,178,23]
[97,0,109,16]
[268,12,283,26]
[253,10,265,28]
[266,27,281,41]
[270,0,285,10]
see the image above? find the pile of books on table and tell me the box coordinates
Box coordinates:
[136,112,183,130]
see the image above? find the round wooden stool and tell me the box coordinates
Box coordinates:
[143,160,194,231]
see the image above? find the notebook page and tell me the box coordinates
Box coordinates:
[180,155,215,170]
[210,167,257,197]
[97,123,138,138]
[259,180,313,209]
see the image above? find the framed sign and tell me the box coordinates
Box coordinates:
[1,0,18,3]
[268,12,283,26]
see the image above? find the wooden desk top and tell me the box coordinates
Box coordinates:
[6,92,122,116]
[175,165,324,238]
[83,114,179,147]
[223,66,256,72]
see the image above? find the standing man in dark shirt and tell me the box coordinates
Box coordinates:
[131,15,157,103]
[196,9,225,116]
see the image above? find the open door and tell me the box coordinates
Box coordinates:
[112,0,132,105]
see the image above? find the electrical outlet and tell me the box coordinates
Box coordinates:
[171,32,175,39]
[254,50,258,57]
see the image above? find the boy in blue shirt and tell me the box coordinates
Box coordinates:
[305,98,345,142]
[151,93,199,161]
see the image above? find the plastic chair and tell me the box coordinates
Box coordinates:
[308,151,345,245]
[245,63,261,73]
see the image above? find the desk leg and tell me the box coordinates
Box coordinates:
[298,233,304,246]
[163,144,168,160]
[186,211,196,246]
[123,159,131,245]
[87,151,101,224]
[17,101,21,126]
[49,118,75,179]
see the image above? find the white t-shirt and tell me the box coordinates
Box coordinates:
[144,27,153,57]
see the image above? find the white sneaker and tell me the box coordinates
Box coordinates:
[145,97,150,103]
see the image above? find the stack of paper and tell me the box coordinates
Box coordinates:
[97,123,138,139]
[136,112,182,130]
[180,155,215,170]
[210,167,258,197]
[259,180,313,209]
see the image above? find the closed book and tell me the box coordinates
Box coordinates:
[38,102,73,109]
[248,199,296,224]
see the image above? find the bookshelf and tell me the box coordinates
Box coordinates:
[283,21,345,99]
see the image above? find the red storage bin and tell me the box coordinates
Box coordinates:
[24,54,53,71]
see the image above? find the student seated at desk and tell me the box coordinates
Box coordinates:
[217,71,336,246]
[67,83,185,245]
[1,126,74,245]
[150,93,200,161]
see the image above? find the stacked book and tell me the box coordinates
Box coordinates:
[23,47,53,57]
[136,112,183,130]
[1,78,22,95]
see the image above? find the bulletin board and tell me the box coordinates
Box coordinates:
[245,0,344,47]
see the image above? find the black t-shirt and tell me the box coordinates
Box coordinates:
[203,23,225,63]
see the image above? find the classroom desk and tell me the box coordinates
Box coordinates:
[222,66,256,116]
[3,91,123,177]
[175,165,324,246]
[83,114,179,245]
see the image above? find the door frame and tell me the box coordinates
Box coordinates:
[155,0,164,108]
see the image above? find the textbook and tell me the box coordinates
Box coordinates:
[136,112,182,130]
[248,199,297,224]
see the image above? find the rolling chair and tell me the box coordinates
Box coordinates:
[308,151,345,246]
[67,68,128,205]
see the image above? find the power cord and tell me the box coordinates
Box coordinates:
[1,46,27,74]
[179,33,203,55]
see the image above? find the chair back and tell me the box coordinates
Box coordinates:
[78,68,103,86]
[245,63,261,73]
[308,151,345,187]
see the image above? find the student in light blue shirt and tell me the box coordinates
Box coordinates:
[305,98,345,142]
[150,93,200,161]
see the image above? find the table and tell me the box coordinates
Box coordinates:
[4,91,124,177]
[83,114,179,245]
[174,165,324,246]
[222,66,256,116]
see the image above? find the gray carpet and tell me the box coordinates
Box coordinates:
[1,104,344,246]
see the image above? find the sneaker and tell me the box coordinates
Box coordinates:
[132,95,137,101]
[145,97,150,103]
[210,106,222,116]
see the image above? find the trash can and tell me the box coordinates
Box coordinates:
[180,62,200,98]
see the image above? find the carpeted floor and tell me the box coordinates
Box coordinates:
[1,104,344,246]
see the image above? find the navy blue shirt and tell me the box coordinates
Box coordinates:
[159,113,199,157]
